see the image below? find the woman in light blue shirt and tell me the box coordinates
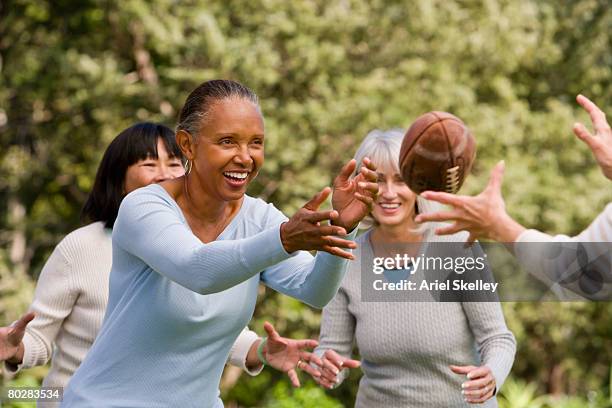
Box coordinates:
[62,79,378,408]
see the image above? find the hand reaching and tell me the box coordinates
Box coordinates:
[311,349,360,389]
[415,161,525,243]
[331,157,378,232]
[450,364,496,404]
[262,322,323,387]
[573,94,612,180]
[281,187,357,259]
[0,312,35,363]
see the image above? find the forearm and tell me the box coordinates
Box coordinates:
[263,228,357,309]
[297,251,352,308]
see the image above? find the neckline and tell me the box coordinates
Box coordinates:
[147,183,249,241]
[365,228,432,260]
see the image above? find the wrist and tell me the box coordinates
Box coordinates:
[490,212,526,243]
[245,339,264,369]
[256,337,269,365]
[279,223,294,253]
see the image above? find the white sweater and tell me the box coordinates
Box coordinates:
[515,203,612,300]
[5,222,260,400]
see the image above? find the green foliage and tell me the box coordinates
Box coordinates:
[1,0,610,406]
[265,381,343,408]
[499,377,612,408]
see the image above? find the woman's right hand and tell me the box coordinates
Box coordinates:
[0,312,35,363]
[281,187,357,259]
[311,349,361,389]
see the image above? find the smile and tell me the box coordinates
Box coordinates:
[223,171,249,180]
[379,203,401,209]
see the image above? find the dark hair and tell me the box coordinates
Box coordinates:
[177,79,260,136]
[82,122,183,229]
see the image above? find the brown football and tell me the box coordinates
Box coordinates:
[399,111,476,194]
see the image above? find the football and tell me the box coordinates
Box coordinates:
[399,111,476,194]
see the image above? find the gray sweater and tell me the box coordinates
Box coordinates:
[316,230,516,407]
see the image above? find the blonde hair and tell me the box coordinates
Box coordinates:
[352,129,445,232]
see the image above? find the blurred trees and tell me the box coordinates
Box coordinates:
[0,0,610,406]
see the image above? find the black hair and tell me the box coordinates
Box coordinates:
[81,122,183,229]
[176,79,260,136]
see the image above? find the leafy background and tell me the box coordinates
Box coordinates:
[1,0,610,406]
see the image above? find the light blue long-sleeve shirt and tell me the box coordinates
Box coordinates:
[62,184,353,408]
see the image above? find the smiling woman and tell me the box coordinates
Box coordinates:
[61,79,379,408]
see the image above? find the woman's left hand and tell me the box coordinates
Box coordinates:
[450,364,496,404]
[262,322,323,387]
[331,157,378,232]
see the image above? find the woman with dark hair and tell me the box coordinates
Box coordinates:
[0,123,184,394]
[61,79,378,407]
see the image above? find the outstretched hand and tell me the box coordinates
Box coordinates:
[450,364,496,404]
[262,322,323,388]
[573,94,612,180]
[415,161,525,243]
[281,187,357,259]
[331,157,378,232]
[0,312,35,363]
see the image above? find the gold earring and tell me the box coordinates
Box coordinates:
[185,159,192,175]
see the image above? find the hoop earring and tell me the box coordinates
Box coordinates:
[185,159,192,175]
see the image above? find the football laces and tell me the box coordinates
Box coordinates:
[445,165,460,193]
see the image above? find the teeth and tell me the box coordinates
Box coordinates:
[380,203,400,209]
[224,172,248,180]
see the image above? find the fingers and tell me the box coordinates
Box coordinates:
[315,375,337,389]
[464,366,491,380]
[485,161,505,195]
[306,353,323,368]
[292,339,319,350]
[319,361,340,385]
[323,349,344,368]
[573,121,595,143]
[287,368,300,387]
[299,360,321,379]
[263,322,289,350]
[322,236,356,250]
[449,365,477,375]
[357,180,378,194]
[463,376,492,390]
[576,94,610,136]
[464,386,495,404]
[359,159,378,183]
[315,225,348,237]
[451,365,495,404]
[354,192,374,208]
[419,190,464,207]
[321,245,355,260]
[340,358,360,369]
[8,312,35,341]
[307,209,341,225]
[263,321,280,340]
[335,159,357,185]
[303,187,332,211]
[322,357,341,374]
[361,156,377,172]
